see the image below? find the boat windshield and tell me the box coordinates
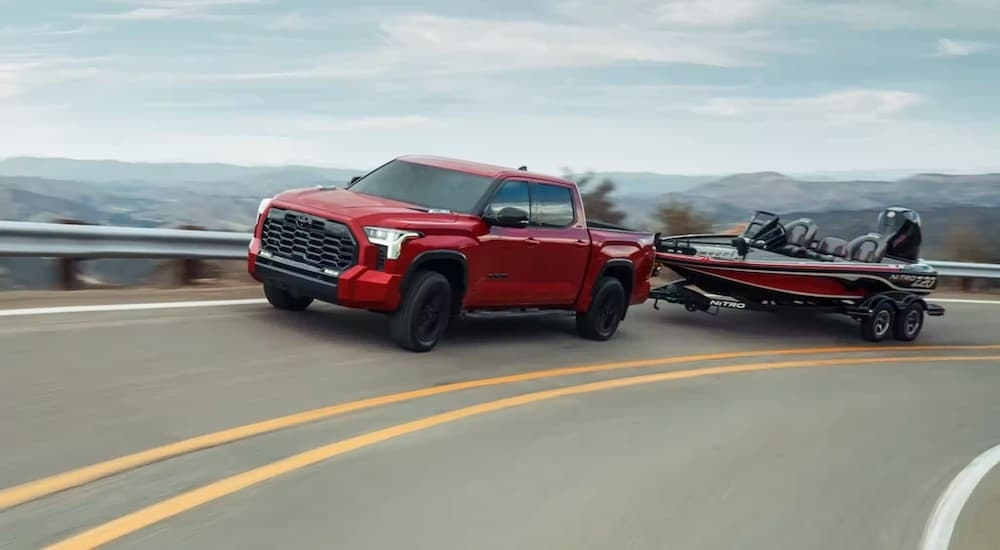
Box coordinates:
[348,160,495,214]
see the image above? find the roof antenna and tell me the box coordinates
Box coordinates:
[518,165,527,171]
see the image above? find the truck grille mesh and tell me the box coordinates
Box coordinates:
[260,208,357,272]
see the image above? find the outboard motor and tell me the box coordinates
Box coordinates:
[876,207,922,262]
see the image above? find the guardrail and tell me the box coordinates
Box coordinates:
[920,260,1000,280]
[0,220,251,289]
[0,221,998,289]
[0,221,250,259]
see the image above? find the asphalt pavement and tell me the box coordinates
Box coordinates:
[0,288,997,549]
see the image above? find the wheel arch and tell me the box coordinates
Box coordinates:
[596,258,634,318]
[401,250,468,316]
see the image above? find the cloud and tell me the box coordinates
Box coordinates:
[256,12,333,30]
[934,38,993,56]
[377,13,775,70]
[0,57,111,98]
[278,115,434,134]
[553,0,780,27]
[785,0,1000,30]
[0,23,95,37]
[207,62,380,81]
[206,11,786,84]
[0,73,21,98]
[694,88,924,122]
[554,0,1000,31]
[100,0,264,6]
[81,0,264,21]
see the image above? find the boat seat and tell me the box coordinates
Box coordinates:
[784,218,819,247]
[778,218,819,257]
[846,233,887,263]
[816,236,849,258]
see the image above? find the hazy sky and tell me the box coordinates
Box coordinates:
[1,0,998,174]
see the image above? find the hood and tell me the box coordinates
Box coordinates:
[272,187,476,229]
[278,187,417,210]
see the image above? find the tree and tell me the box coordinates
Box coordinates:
[562,170,628,225]
[652,199,713,235]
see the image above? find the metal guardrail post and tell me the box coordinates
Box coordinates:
[54,218,90,290]
[174,224,205,287]
[961,277,973,292]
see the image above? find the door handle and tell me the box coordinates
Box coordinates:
[574,239,588,247]
[525,238,540,246]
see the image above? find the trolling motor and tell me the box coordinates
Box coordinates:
[731,236,751,259]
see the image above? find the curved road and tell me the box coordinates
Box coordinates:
[0,289,998,549]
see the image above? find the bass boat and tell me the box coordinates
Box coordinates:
[650,207,945,342]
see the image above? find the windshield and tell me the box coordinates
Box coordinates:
[348,160,496,213]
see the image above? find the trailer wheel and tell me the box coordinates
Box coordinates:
[891,302,924,341]
[263,283,313,311]
[859,301,894,342]
[390,270,452,352]
[577,276,626,341]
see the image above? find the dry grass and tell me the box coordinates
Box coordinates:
[143,259,257,289]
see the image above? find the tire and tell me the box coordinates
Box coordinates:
[576,276,627,341]
[859,300,894,342]
[390,270,452,352]
[263,283,313,311]
[891,302,925,341]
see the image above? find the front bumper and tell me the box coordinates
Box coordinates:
[251,251,404,311]
[248,230,404,312]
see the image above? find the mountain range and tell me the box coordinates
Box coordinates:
[646,171,1000,223]
[3,157,999,229]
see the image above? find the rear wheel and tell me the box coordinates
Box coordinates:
[892,302,925,341]
[577,276,626,341]
[390,270,452,352]
[859,301,894,342]
[263,283,313,311]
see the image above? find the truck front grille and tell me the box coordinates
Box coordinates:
[260,208,358,272]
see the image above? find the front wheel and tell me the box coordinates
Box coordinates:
[390,270,452,352]
[576,276,626,341]
[263,283,313,311]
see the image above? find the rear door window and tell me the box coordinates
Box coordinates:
[530,183,576,228]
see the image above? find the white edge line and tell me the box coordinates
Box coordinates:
[0,298,268,317]
[0,296,995,318]
[920,442,1000,550]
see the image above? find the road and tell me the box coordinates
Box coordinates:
[0,288,998,549]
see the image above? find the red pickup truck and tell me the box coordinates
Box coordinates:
[248,155,656,351]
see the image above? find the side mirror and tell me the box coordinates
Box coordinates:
[484,206,529,228]
[349,176,361,185]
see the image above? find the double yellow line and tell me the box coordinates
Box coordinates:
[2,344,996,548]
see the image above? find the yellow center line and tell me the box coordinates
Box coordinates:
[2,345,998,512]
[45,353,1000,550]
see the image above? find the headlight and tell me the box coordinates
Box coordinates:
[363,226,422,260]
